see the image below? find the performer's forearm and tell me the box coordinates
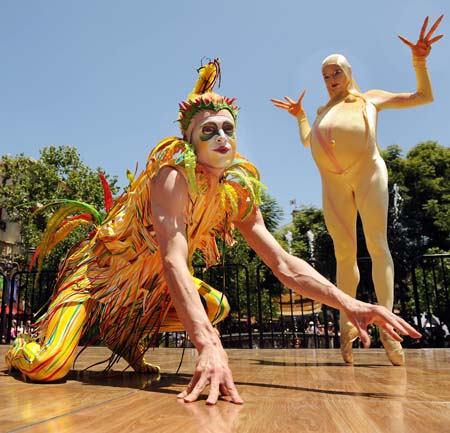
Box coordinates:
[236,210,357,312]
[272,253,356,313]
[162,259,221,351]
[296,112,311,147]
[370,55,434,110]
[412,55,434,104]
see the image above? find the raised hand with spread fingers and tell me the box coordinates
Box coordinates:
[271,90,306,117]
[398,15,444,58]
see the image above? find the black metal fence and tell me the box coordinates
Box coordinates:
[410,254,450,347]
[0,270,56,343]
[1,254,449,349]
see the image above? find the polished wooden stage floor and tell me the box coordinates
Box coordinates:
[0,346,449,433]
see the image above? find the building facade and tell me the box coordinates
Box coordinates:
[0,207,21,273]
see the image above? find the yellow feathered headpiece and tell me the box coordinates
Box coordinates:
[178,58,239,135]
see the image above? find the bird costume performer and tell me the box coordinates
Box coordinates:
[272,16,443,366]
[7,59,421,405]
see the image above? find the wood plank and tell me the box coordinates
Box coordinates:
[1,346,449,432]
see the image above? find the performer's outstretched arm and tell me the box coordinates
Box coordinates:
[366,15,443,110]
[151,166,243,405]
[235,208,422,347]
[271,90,312,147]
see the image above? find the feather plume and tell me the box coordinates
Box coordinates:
[32,199,102,225]
[188,58,220,99]
[98,171,114,212]
[31,200,102,279]
[126,169,135,187]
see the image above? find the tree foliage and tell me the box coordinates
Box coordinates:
[382,142,450,337]
[278,206,335,279]
[383,141,450,256]
[0,145,119,268]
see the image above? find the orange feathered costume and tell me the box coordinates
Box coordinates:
[6,59,264,381]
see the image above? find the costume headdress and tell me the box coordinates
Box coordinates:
[148,58,264,213]
[178,58,239,137]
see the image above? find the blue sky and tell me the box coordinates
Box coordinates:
[1,1,448,226]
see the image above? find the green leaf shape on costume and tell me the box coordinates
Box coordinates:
[225,166,267,219]
[222,183,239,217]
[178,143,199,194]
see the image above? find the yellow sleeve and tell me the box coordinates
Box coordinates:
[296,112,312,147]
[365,56,433,111]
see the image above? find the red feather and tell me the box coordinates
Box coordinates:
[28,246,42,272]
[98,171,114,212]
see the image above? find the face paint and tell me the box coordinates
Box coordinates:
[190,109,237,177]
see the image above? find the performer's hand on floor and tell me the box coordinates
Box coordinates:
[177,344,244,405]
[345,300,422,348]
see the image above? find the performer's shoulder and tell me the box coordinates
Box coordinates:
[362,89,391,105]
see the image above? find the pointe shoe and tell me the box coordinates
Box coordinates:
[379,329,405,366]
[340,322,359,364]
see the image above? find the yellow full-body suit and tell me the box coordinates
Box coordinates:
[296,54,433,364]
[5,137,262,381]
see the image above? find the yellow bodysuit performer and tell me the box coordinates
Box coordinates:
[7,59,421,404]
[272,16,443,365]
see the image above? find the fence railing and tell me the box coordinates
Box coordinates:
[1,254,448,349]
[0,270,56,343]
[410,254,450,347]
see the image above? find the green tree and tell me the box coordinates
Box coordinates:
[404,142,450,250]
[382,142,450,338]
[382,141,450,255]
[0,145,119,268]
[280,205,335,279]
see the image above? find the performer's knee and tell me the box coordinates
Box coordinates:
[194,277,230,325]
[365,234,390,259]
[334,243,357,266]
[211,294,230,325]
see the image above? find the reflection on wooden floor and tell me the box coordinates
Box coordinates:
[1,346,449,433]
